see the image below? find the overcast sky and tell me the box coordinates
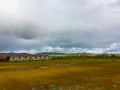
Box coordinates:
[0,0,120,54]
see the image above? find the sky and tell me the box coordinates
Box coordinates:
[0,0,120,54]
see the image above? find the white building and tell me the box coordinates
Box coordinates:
[0,54,51,62]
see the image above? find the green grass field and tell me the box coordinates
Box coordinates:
[0,58,120,90]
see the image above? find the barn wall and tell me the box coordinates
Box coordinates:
[9,55,50,61]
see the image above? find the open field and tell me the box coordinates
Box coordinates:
[0,58,120,90]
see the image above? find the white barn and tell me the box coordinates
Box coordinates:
[0,54,51,62]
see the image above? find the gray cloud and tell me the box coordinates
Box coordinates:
[0,0,120,53]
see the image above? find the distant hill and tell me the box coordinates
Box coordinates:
[37,52,66,54]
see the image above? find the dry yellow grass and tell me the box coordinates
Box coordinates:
[0,59,120,90]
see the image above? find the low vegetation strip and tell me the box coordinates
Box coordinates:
[0,58,120,90]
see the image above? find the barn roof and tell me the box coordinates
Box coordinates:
[0,54,8,59]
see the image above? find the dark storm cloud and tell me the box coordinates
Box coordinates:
[14,23,40,39]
